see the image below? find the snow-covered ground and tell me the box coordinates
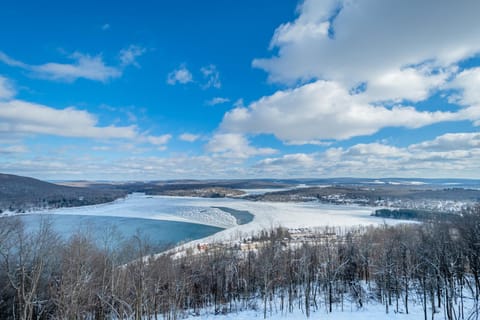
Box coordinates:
[172,306,432,320]
[157,296,473,320]
[28,193,411,243]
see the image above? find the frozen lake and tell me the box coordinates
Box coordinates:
[15,214,223,251]
[20,193,409,247]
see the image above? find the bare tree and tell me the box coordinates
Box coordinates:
[0,217,60,320]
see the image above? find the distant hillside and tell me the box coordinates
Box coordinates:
[75,181,268,197]
[0,173,127,213]
[245,185,480,212]
[76,179,290,193]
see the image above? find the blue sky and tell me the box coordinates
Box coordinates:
[0,0,479,180]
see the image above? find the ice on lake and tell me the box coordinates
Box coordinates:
[24,193,409,245]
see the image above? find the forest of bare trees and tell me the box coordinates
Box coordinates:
[0,205,479,320]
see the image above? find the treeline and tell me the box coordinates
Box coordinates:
[0,206,479,320]
[0,192,125,213]
[372,208,457,221]
[246,185,480,204]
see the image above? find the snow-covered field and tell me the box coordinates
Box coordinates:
[29,193,410,243]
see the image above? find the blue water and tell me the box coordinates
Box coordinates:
[13,214,223,251]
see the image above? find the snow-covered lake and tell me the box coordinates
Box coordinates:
[23,193,409,246]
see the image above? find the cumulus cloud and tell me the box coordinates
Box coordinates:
[335,134,480,177]
[221,80,468,142]
[167,65,193,85]
[254,0,480,87]
[448,67,480,107]
[218,0,480,145]
[0,80,170,146]
[409,132,480,151]
[360,67,452,104]
[0,99,172,147]
[0,99,137,139]
[343,143,407,158]
[205,133,277,158]
[251,132,480,178]
[179,133,200,142]
[328,137,480,177]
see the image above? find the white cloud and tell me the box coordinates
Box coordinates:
[206,97,230,106]
[250,132,480,178]
[448,67,480,107]
[254,153,316,176]
[409,132,480,151]
[166,64,221,89]
[221,80,468,143]
[119,45,147,67]
[343,143,407,158]
[0,75,15,100]
[0,84,171,144]
[0,153,253,180]
[167,65,193,85]
[327,134,480,177]
[0,48,146,83]
[2,132,479,180]
[0,51,121,82]
[360,67,452,103]
[216,0,480,144]
[212,1,480,146]
[32,52,122,82]
[179,133,200,142]
[144,134,172,146]
[247,0,480,136]
[257,153,314,167]
[205,133,277,158]
[201,64,221,89]
[332,138,480,178]
[0,99,137,139]
[254,0,480,88]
